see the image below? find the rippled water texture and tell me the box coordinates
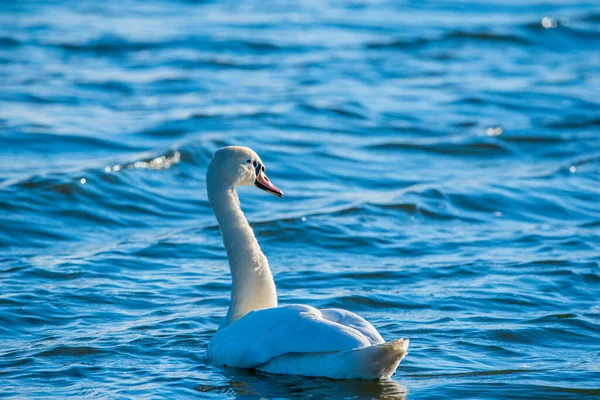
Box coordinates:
[1,0,600,398]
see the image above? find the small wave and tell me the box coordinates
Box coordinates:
[579,12,600,23]
[367,138,514,156]
[190,109,283,120]
[0,36,20,47]
[108,150,181,172]
[525,313,577,323]
[365,37,433,49]
[366,30,531,50]
[35,346,106,358]
[580,220,600,228]
[410,368,537,379]
[524,17,600,39]
[543,116,600,129]
[530,152,600,179]
[541,387,600,396]
[50,35,172,54]
[324,294,426,311]
[0,132,144,162]
[75,80,134,94]
[300,103,367,120]
[500,135,566,144]
[445,31,531,45]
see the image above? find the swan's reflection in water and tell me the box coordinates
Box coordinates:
[196,368,408,399]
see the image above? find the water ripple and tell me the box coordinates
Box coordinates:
[1,0,599,398]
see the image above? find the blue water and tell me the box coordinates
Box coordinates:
[1,0,600,398]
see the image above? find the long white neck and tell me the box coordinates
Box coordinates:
[207,178,277,329]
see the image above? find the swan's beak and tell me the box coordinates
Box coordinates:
[255,170,283,198]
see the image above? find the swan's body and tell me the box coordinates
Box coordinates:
[206,146,408,379]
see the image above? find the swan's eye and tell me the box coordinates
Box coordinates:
[261,166,265,172]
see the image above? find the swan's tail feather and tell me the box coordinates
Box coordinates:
[342,338,409,379]
[258,339,409,380]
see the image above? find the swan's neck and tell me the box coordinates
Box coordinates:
[207,181,277,329]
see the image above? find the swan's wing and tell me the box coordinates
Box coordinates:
[320,308,385,345]
[207,305,376,368]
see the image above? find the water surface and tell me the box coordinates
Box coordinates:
[1,0,599,398]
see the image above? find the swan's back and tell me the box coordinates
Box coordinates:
[207,304,408,379]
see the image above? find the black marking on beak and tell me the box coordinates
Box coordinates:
[253,160,262,176]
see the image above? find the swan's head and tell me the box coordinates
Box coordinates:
[207,146,283,198]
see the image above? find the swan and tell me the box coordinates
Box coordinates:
[206,146,409,380]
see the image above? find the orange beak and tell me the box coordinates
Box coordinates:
[255,169,283,198]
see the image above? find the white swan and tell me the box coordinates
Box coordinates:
[206,146,409,380]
